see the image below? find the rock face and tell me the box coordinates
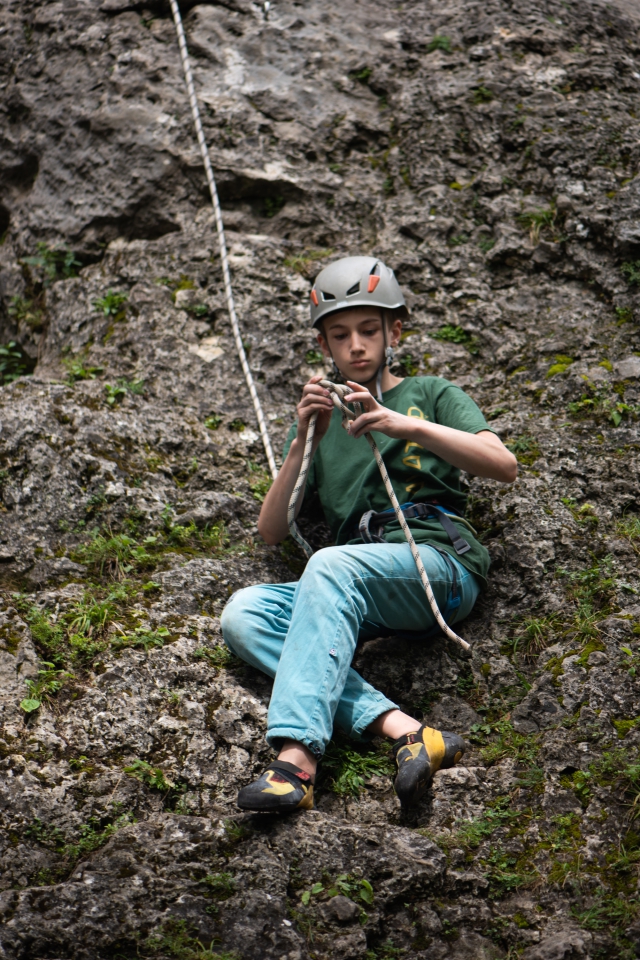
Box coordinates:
[1,0,640,957]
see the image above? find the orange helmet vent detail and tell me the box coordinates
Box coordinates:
[367,275,381,293]
[310,289,319,306]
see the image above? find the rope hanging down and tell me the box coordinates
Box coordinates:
[169,0,278,480]
[288,381,471,653]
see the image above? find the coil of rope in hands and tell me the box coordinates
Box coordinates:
[288,381,471,653]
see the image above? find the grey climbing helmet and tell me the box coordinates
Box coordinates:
[310,256,408,328]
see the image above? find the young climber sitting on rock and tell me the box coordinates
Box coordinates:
[221,256,517,812]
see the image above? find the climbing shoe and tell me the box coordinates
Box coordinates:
[392,724,466,807]
[236,760,314,813]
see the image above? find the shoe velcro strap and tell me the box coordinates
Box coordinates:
[269,760,314,785]
[391,731,421,757]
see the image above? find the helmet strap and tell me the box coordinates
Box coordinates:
[376,315,393,402]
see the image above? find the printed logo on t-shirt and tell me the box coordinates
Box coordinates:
[402,405,426,471]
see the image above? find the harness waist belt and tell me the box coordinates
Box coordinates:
[357,501,472,555]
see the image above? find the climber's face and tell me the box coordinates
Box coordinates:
[317,307,401,385]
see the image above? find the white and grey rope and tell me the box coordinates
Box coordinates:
[169,0,278,480]
[288,381,471,652]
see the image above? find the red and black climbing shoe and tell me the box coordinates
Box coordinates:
[392,725,466,807]
[236,760,314,813]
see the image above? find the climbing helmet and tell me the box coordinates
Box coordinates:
[309,256,408,329]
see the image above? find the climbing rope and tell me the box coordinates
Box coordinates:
[288,381,471,652]
[169,0,278,480]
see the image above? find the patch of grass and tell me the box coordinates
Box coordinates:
[478,237,496,253]
[9,295,45,330]
[193,645,235,669]
[507,615,559,660]
[517,206,555,243]
[365,940,404,960]
[93,290,128,318]
[573,890,640,931]
[349,66,372,82]
[138,917,239,960]
[204,414,222,430]
[320,740,394,797]
[427,35,452,53]
[25,810,136,884]
[21,243,81,286]
[284,248,334,276]
[248,460,272,503]
[73,533,155,578]
[482,843,538,898]
[618,515,640,540]
[621,261,640,286]
[505,434,540,466]
[124,758,174,791]
[615,306,633,323]
[471,719,541,767]
[200,872,235,901]
[111,626,171,652]
[437,796,520,851]
[0,340,34,384]
[473,86,494,105]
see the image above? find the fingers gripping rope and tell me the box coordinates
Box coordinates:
[288,381,471,653]
[169,0,278,480]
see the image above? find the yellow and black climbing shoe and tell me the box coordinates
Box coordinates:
[236,760,314,813]
[392,725,466,807]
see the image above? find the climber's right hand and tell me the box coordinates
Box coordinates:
[296,375,334,444]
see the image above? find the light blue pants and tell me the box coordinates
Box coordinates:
[221,543,480,758]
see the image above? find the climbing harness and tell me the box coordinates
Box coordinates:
[169,0,278,479]
[287,381,471,652]
[357,502,473,555]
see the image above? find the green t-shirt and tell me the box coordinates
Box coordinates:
[283,376,493,586]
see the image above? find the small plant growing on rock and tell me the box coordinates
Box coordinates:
[473,85,494,105]
[0,340,34,383]
[621,260,640,286]
[92,290,128,318]
[20,662,75,713]
[248,460,272,502]
[9,295,45,330]
[112,625,170,651]
[104,378,145,405]
[73,532,155,578]
[124,758,174,791]
[21,242,81,285]
[63,354,103,383]
[305,349,324,365]
[517,206,555,243]
[204,413,222,430]
[427,34,452,52]
[320,740,394,797]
